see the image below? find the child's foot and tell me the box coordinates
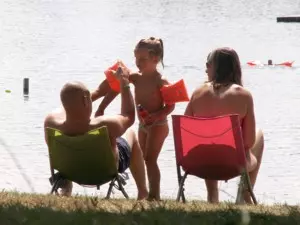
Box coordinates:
[147,193,161,201]
[137,189,148,200]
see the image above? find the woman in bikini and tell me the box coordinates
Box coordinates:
[184,47,265,204]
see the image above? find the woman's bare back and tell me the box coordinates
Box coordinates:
[185,82,256,150]
[189,82,249,120]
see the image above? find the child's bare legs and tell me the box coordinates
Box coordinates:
[243,129,264,204]
[139,123,169,200]
[138,125,148,189]
[138,126,147,160]
[123,129,148,200]
[204,180,219,203]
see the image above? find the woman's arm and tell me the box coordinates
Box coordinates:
[184,92,194,116]
[184,85,205,116]
[242,91,256,153]
[184,101,193,116]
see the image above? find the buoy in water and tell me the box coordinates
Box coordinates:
[23,78,29,95]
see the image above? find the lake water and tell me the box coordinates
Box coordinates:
[1,0,300,205]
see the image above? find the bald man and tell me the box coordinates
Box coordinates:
[44,71,148,200]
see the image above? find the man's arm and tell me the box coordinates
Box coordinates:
[44,114,54,144]
[100,69,135,138]
[43,109,65,143]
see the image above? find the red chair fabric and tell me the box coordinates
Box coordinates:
[172,114,247,181]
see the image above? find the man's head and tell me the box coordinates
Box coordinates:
[60,81,92,119]
[268,59,273,65]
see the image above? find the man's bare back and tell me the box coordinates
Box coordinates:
[45,109,111,137]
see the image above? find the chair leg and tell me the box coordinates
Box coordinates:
[105,176,129,199]
[181,188,186,203]
[50,178,61,195]
[176,164,187,202]
[235,172,258,205]
[245,172,257,205]
[105,178,116,199]
[176,164,182,186]
[177,172,188,202]
[50,181,58,194]
[235,174,244,204]
[116,176,129,199]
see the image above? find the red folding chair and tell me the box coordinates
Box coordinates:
[172,114,257,204]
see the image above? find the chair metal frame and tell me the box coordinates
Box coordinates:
[49,172,129,199]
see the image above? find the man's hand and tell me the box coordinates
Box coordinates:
[117,66,130,88]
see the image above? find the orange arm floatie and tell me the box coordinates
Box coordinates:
[104,61,130,92]
[246,60,263,66]
[277,61,294,67]
[160,79,189,105]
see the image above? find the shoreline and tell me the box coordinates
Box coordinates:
[0,191,299,225]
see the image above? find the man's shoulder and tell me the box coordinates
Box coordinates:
[44,113,56,128]
[44,108,65,128]
[90,115,122,132]
[90,116,108,128]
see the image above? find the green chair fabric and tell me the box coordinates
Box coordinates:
[46,126,119,186]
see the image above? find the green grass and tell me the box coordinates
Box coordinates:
[0,192,299,225]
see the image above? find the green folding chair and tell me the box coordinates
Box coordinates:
[46,126,129,199]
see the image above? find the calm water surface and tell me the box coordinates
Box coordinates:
[1,0,300,204]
